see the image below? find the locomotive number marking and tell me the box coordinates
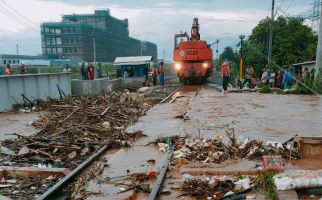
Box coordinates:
[187,50,198,55]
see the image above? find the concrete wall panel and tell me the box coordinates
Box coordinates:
[0,73,71,112]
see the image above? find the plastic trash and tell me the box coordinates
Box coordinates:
[102,121,111,128]
[274,170,322,190]
[138,87,151,93]
[266,141,283,149]
[18,146,29,156]
[181,174,195,182]
[222,136,232,147]
[209,177,220,187]
[224,191,234,196]
[234,177,250,190]
[147,170,157,176]
[157,143,169,153]
[0,146,15,156]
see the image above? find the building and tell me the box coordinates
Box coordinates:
[40,9,158,63]
[0,54,72,67]
[0,54,43,66]
[291,61,316,72]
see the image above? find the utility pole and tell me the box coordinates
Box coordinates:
[93,36,97,79]
[239,35,245,89]
[268,0,275,67]
[216,39,219,61]
[162,50,165,61]
[315,0,322,79]
[16,44,19,55]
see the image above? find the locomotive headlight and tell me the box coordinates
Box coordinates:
[203,63,208,68]
[175,63,181,70]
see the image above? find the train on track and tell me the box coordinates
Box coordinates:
[173,18,213,84]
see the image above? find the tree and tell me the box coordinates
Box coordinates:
[220,47,240,85]
[243,16,317,77]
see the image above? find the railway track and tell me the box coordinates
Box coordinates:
[161,85,202,104]
[37,85,193,200]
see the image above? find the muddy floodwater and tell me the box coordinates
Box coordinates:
[0,112,39,140]
[87,86,322,199]
[128,86,322,142]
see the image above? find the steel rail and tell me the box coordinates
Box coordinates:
[38,85,185,199]
[160,85,183,103]
[148,151,173,200]
[37,144,110,200]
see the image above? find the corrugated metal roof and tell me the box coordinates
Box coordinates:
[113,56,152,65]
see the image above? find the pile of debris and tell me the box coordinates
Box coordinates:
[0,91,150,199]
[157,131,291,165]
[1,91,148,168]
[179,175,256,199]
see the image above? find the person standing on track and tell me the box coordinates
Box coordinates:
[220,58,230,94]
[151,65,158,86]
[159,62,165,86]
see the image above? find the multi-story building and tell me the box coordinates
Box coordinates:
[40,9,158,63]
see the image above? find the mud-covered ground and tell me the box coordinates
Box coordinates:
[129,86,322,142]
[84,86,322,199]
[0,112,39,140]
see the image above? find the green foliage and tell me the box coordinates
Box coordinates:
[286,71,322,94]
[264,172,278,200]
[255,172,278,200]
[220,46,239,65]
[229,61,239,86]
[259,86,272,93]
[243,16,317,77]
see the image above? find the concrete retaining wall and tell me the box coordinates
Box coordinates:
[71,78,112,96]
[71,77,144,96]
[0,73,71,112]
[70,76,180,97]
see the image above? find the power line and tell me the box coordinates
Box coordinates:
[1,0,38,28]
[0,3,39,32]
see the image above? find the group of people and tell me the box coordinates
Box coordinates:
[80,61,104,80]
[0,64,26,75]
[151,62,165,86]
[218,57,315,93]
[142,62,165,87]
[259,65,314,90]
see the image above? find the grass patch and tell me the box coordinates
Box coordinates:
[256,172,278,200]
[285,74,322,95]
[259,86,272,93]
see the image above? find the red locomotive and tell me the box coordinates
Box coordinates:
[173,18,213,83]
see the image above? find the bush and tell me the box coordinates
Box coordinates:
[259,86,272,93]
[286,73,322,95]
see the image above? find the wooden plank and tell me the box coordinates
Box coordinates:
[0,166,70,179]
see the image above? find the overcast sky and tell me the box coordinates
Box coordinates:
[0,0,314,61]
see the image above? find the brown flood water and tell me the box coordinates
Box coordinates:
[0,112,39,140]
[87,87,322,199]
[128,87,322,142]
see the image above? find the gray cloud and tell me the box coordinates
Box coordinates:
[0,0,312,60]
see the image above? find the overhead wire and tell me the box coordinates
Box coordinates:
[1,0,38,28]
[0,2,39,32]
